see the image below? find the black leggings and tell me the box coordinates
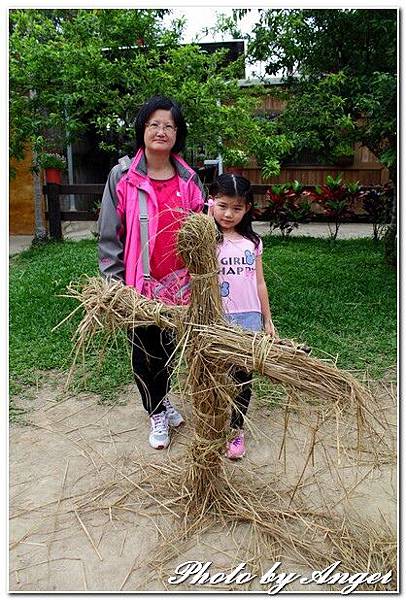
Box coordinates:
[230,369,253,430]
[129,325,252,427]
[129,325,176,417]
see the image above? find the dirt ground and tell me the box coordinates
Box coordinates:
[9,371,397,593]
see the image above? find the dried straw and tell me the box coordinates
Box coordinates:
[64,250,369,417]
[63,215,369,509]
[55,212,393,583]
[176,214,235,511]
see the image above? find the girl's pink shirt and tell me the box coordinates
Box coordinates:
[217,236,263,314]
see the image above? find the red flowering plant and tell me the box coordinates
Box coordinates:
[263,180,313,238]
[304,174,361,241]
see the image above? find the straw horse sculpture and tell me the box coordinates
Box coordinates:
[67,213,372,526]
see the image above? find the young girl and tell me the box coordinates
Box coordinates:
[209,174,276,459]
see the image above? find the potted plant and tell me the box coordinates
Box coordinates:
[221,148,249,175]
[37,152,67,184]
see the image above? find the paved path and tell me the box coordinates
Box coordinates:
[9,221,375,256]
[9,221,98,256]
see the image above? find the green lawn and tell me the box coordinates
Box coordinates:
[9,236,396,406]
[262,236,397,376]
[9,239,133,403]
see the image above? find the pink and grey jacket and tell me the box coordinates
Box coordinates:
[97,148,205,292]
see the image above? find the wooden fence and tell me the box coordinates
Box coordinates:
[44,182,287,239]
[44,181,385,240]
[45,183,102,239]
[241,165,389,187]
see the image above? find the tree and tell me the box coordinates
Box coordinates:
[10,9,267,169]
[10,9,271,240]
[9,9,174,161]
[223,8,397,263]
[10,9,174,240]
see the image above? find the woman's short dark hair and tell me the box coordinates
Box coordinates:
[135,96,187,153]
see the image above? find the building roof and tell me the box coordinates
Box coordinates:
[238,75,299,87]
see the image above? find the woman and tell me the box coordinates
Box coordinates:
[98,96,205,449]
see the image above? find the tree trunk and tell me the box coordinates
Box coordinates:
[32,154,48,243]
[29,89,48,243]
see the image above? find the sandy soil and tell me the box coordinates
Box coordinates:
[9,371,397,593]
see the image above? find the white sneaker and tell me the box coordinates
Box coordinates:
[149,412,170,449]
[163,398,185,427]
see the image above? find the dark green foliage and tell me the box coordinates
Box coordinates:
[9,9,264,168]
[226,9,397,208]
[360,184,393,241]
[383,224,397,269]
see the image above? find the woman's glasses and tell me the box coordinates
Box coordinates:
[146,121,177,134]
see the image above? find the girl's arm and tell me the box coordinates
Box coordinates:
[256,255,277,337]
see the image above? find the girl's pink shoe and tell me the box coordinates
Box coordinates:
[226,430,246,459]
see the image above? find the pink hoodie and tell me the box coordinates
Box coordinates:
[98,148,205,292]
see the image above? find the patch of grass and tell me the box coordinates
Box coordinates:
[9,236,396,406]
[253,376,287,409]
[66,329,133,404]
[9,239,133,402]
[262,235,397,378]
